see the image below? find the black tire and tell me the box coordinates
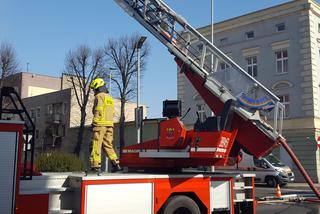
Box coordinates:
[265,176,277,187]
[161,195,201,214]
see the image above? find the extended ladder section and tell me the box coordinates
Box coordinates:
[114,0,284,142]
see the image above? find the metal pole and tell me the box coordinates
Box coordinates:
[109,70,112,95]
[135,36,146,145]
[137,47,141,144]
[211,0,214,71]
[211,0,215,119]
[210,0,215,170]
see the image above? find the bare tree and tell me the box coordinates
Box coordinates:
[104,34,149,157]
[65,44,106,156]
[0,42,19,87]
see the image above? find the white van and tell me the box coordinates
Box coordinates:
[217,151,295,187]
[239,152,295,187]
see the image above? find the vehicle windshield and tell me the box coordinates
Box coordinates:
[264,154,285,167]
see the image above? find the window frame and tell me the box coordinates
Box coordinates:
[278,94,290,118]
[276,23,286,32]
[245,31,254,39]
[35,129,39,140]
[246,56,258,78]
[46,104,53,115]
[62,103,68,115]
[29,109,35,119]
[220,62,230,70]
[220,37,228,45]
[275,50,288,74]
[36,107,41,118]
[196,103,206,123]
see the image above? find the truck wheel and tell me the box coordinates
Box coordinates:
[161,195,201,214]
[265,176,277,187]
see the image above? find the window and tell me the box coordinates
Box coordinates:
[246,56,258,77]
[278,94,290,118]
[245,31,254,39]
[30,109,35,119]
[276,23,285,32]
[220,37,228,45]
[35,129,39,140]
[62,125,66,137]
[196,104,206,122]
[46,104,53,115]
[197,44,203,51]
[253,157,269,169]
[275,50,288,74]
[62,103,67,115]
[53,104,61,115]
[272,81,293,90]
[220,62,230,70]
[36,107,41,118]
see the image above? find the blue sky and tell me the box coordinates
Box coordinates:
[0,0,294,118]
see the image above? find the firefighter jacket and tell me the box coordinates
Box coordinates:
[92,92,114,127]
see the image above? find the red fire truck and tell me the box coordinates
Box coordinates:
[1,0,319,213]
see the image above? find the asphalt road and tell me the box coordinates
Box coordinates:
[255,184,320,213]
[255,184,315,198]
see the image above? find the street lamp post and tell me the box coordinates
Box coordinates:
[210,0,215,172]
[109,71,112,93]
[104,67,116,172]
[211,0,214,72]
[135,36,147,144]
[108,67,117,95]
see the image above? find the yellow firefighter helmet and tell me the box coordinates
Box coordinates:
[90,78,105,90]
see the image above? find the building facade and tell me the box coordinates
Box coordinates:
[178,0,320,182]
[3,72,62,98]
[4,72,147,156]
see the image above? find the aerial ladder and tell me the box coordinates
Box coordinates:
[113,0,320,198]
[115,0,284,164]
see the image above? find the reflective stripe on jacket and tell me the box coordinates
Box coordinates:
[92,92,114,127]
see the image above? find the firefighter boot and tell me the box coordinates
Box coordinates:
[111,160,122,172]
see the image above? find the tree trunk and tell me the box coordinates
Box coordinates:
[0,73,5,88]
[119,99,126,158]
[74,107,87,156]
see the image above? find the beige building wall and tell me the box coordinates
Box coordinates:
[4,72,62,98]
[23,89,72,155]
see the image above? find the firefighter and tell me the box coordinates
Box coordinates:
[89,77,121,173]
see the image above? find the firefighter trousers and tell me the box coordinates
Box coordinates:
[89,126,118,168]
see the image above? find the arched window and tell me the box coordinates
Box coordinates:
[271,81,293,90]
